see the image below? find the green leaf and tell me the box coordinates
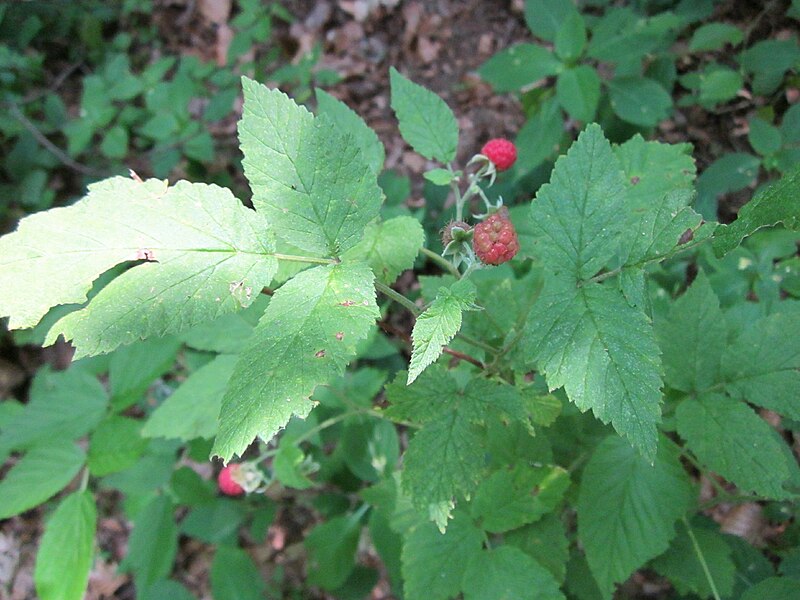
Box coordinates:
[408,279,477,384]
[478,44,562,93]
[389,67,459,162]
[123,495,178,589]
[471,464,569,533]
[651,520,736,599]
[577,435,693,599]
[462,546,565,600]
[401,512,483,600]
[100,125,128,159]
[712,165,800,256]
[343,216,424,285]
[556,65,600,122]
[108,336,181,409]
[306,513,362,590]
[529,124,628,279]
[742,577,800,600]
[423,168,454,186]
[273,444,315,489]
[88,416,149,476]
[210,545,266,600]
[721,311,800,419]
[139,581,196,600]
[0,442,86,519]
[34,491,96,600]
[524,0,580,42]
[385,366,459,424]
[555,12,587,61]
[676,394,796,498]
[524,279,662,461]
[655,271,726,392]
[698,67,743,106]
[316,88,385,175]
[143,354,238,441]
[0,178,276,342]
[608,77,672,127]
[749,117,782,156]
[239,77,381,256]
[689,23,743,51]
[739,39,800,95]
[514,97,564,171]
[213,262,378,460]
[180,295,267,354]
[505,513,570,583]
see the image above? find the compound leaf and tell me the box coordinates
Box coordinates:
[213,262,378,460]
[239,77,382,257]
[577,435,693,599]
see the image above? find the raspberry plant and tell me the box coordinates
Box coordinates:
[1,70,800,599]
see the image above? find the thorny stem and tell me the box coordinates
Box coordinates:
[420,247,461,278]
[272,253,340,265]
[683,516,722,600]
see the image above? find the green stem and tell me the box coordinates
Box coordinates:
[683,516,722,600]
[272,253,340,265]
[78,467,90,492]
[456,332,499,355]
[420,247,461,278]
[375,281,421,316]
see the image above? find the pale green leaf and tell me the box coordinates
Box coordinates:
[213,262,378,460]
[577,435,694,599]
[238,77,382,256]
[424,168,454,186]
[0,442,86,519]
[713,165,800,256]
[343,216,424,285]
[478,44,562,92]
[608,77,672,127]
[389,67,459,162]
[123,495,178,589]
[723,312,800,419]
[529,124,628,280]
[88,416,148,476]
[655,271,726,392]
[34,491,97,600]
[401,512,483,600]
[315,88,385,175]
[462,546,566,600]
[0,178,276,341]
[408,279,477,384]
[143,354,238,441]
[524,279,662,461]
[676,394,797,499]
[557,65,600,123]
[211,545,266,600]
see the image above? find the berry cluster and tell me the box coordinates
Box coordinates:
[481,138,517,172]
[472,207,519,265]
[217,464,245,496]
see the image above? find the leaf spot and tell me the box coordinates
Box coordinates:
[315,350,326,358]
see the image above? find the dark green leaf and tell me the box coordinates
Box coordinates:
[462,546,565,600]
[608,77,672,127]
[556,66,600,122]
[210,545,266,600]
[123,495,178,588]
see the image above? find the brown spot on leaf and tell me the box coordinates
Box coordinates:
[335,332,344,341]
[315,350,326,358]
[630,176,640,185]
[136,248,156,261]
[339,300,356,307]
[678,228,694,245]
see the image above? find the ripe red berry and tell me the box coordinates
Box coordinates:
[472,207,520,265]
[481,139,517,172]
[218,464,245,496]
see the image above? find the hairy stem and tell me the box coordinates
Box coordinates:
[420,247,461,278]
[375,281,421,316]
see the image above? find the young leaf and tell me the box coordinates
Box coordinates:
[122,495,178,589]
[524,279,663,462]
[34,491,97,600]
[210,545,266,600]
[213,262,378,461]
[315,88,385,175]
[462,546,566,600]
[655,271,726,393]
[401,512,483,600]
[0,442,85,520]
[0,178,276,346]
[676,394,797,499]
[577,435,693,599]
[712,165,800,256]
[389,67,459,163]
[342,215,425,285]
[239,77,382,257]
[723,312,800,419]
[408,279,477,384]
[143,354,238,441]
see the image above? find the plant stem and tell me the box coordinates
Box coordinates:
[272,253,340,265]
[456,332,499,355]
[375,281,421,316]
[683,516,722,600]
[420,247,461,278]
[78,467,89,492]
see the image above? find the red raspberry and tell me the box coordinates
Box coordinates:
[481,139,517,172]
[218,464,245,496]
[472,207,519,265]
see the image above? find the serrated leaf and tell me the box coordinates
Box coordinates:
[343,216,424,285]
[655,271,726,392]
[505,513,570,583]
[408,279,477,384]
[385,366,459,424]
[316,88,385,175]
[123,495,178,589]
[0,178,276,345]
[524,279,662,461]
[34,491,97,600]
[88,416,148,476]
[213,262,378,460]
[143,354,238,441]
[389,67,459,162]
[529,124,628,280]
[478,44,562,92]
[463,546,565,600]
[0,442,85,520]
[239,77,381,256]
[210,546,266,600]
[677,394,796,498]
[401,512,483,600]
[608,77,672,127]
[577,435,693,599]
[556,65,600,123]
[723,312,800,419]
[712,165,800,256]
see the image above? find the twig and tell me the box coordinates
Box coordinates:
[442,346,484,369]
